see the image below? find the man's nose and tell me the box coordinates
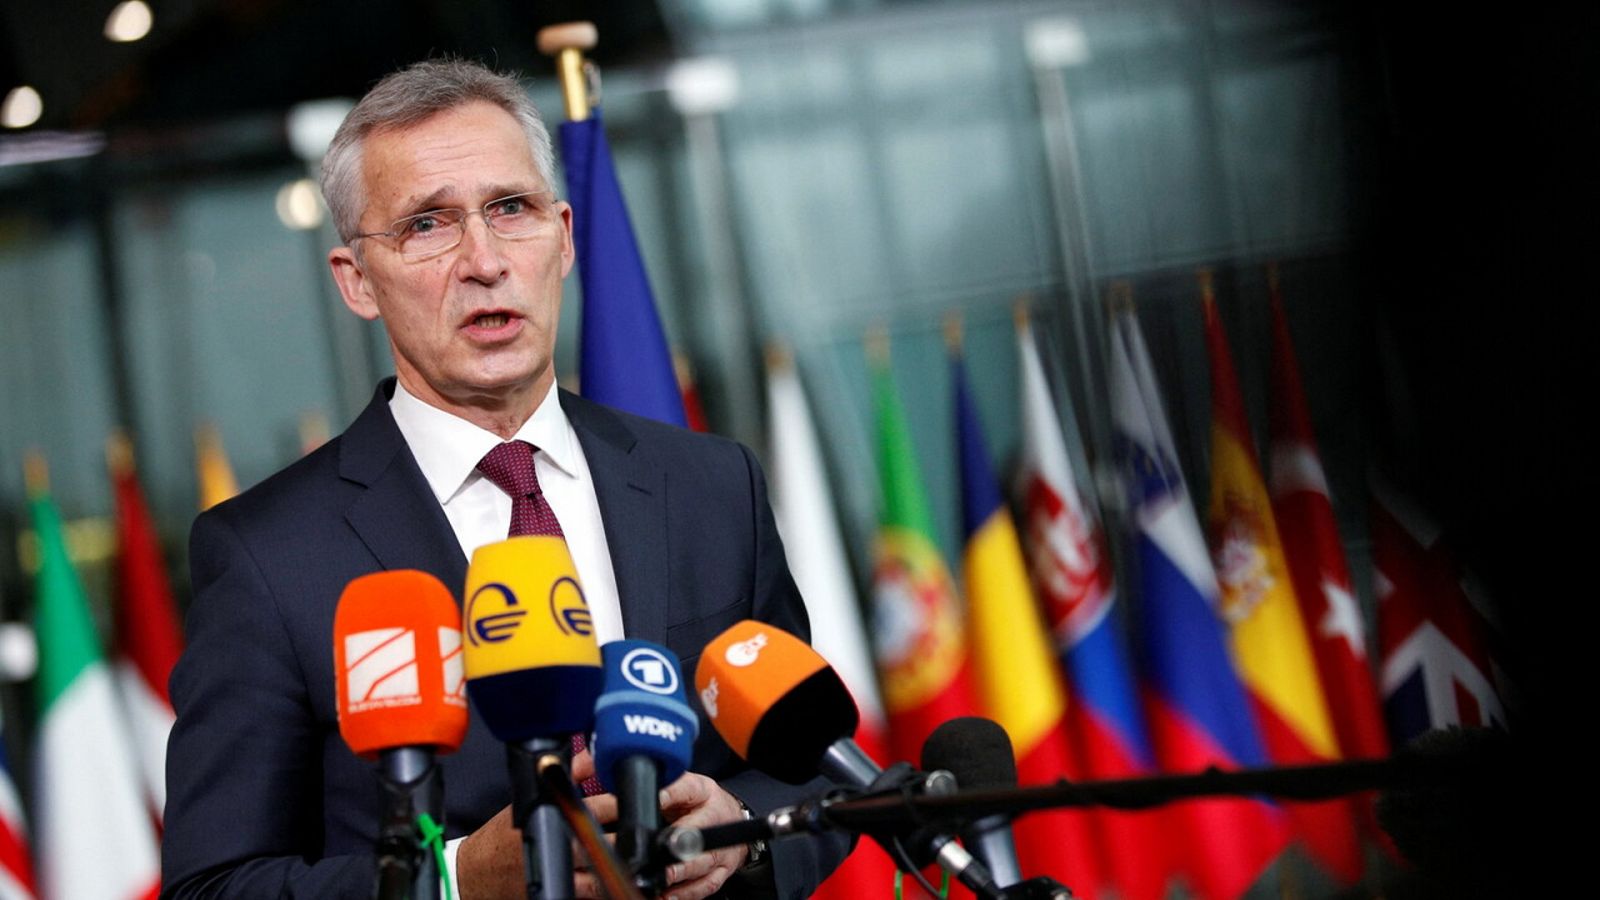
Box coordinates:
[455,212,507,281]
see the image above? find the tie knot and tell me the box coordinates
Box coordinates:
[477,441,541,499]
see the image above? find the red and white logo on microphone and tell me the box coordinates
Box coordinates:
[344,627,421,713]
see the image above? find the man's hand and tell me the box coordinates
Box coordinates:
[654,772,751,900]
[456,750,750,900]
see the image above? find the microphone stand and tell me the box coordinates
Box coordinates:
[376,747,443,900]
[510,739,576,900]
[535,753,647,900]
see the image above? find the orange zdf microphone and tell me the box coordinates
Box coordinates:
[693,620,871,786]
[462,536,603,900]
[693,621,1007,900]
[333,570,467,900]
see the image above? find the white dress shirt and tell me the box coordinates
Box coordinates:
[388,378,626,644]
[388,378,625,891]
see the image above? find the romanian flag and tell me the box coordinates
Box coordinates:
[1108,302,1286,900]
[952,347,1103,896]
[561,111,687,427]
[1015,313,1174,900]
[766,348,898,898]
[1201,281,1360,883]
[109,433,186,823]
[869,348,980,766]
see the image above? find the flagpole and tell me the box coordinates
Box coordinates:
[537,22,597,123]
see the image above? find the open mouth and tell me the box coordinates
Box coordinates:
[473,312,511,328]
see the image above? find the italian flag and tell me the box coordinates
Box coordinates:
[29,480,161,900]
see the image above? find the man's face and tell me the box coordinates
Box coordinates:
[329,101,574,415]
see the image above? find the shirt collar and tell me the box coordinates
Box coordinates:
[389,379,578,505]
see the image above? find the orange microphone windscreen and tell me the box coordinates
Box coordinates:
[694,620,858,783]
[334,570,469,759]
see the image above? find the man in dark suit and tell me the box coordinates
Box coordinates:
[162,59,846,899]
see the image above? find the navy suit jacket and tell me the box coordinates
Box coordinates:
[162,381,847,898]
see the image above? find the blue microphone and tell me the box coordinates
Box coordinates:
[592,640,698,890]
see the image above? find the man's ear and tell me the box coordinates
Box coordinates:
[329,246,380,321]
[556,202,576,279]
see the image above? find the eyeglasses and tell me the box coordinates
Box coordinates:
[351,191,561,260]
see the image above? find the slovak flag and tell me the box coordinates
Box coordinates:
[1108,300,1286,900]
[1371,479,1507,744]
[0,710,35,900]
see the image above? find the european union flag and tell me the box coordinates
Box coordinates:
[561,112,687,427]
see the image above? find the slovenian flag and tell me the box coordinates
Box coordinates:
[1108,304,1286,900]
[952,348,1104,897]
[561,111,687,427]
[1015,313,1175,900]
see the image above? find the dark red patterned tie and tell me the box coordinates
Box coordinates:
[477,440,605,796]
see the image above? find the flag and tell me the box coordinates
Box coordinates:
[27,455,161,900]
[869,348,980,766]
[1371,481,1506,744]
[0,710,35,900]
[1266,282,1389,762]
[560,111,687,427]
[676,353,711,433]
[765,348,898,898]
[109,433,185,822]
[1201,284,1362,883]
[1015,313,1174,900]
[195,423,238,511]
[952,347,1103,897]
[1107,302,1286,900]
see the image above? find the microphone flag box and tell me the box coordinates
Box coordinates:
[333,570,469,759]
[462,536,603,741]
[592,640,699,792]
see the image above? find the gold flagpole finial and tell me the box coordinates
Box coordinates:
[865,324,891,367]
[1013,296,1033,332]
[1197,266,1216,300]
[1266,261,1281,295]
[764,341,793,374]
[1106,280,1135,313]
[23,449,49,499]
[107,430,135,478]
[943,311,964,356]
[538,22,599,123]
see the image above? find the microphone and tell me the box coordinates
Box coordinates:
[334,570,468,900]
[922,718,1024,887]
[592,640,698,891]
[463,536,603,900]
[693,620,1004,899]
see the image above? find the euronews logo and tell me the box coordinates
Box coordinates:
[623,713,685,741]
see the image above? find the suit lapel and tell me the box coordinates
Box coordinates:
[561,391,669,646]
[340,380,469,595]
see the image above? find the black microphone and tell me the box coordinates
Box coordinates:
[922,717,1024,887]
[693,620,1006,899]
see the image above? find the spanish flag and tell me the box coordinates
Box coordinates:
[869,341,980,766]
[952,343,1103,897]
[1201,275,1361,883]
